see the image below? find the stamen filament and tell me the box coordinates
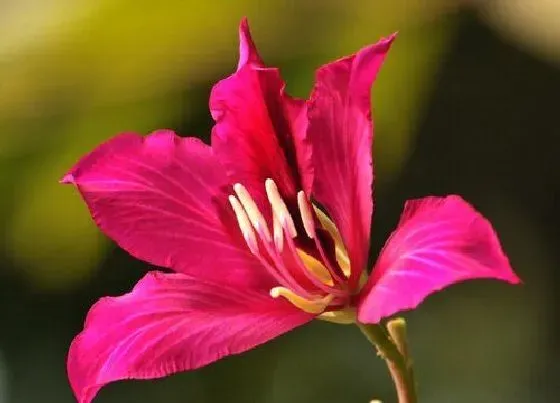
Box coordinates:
[297,191,316,239]
[257,228,316,299]
[230,194,307,294]
[228,195,259,255]
[314,206,351,278]
[272,211,284,252]
[310,233,347,285]
[265,178,297,238]
[234,183,271,242]
[229,179,351,312]
[270,286,333,314]
[281,224,347,297]
[317,309,357,324]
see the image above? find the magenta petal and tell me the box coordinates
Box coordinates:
[357,196,521,324]
[68,271,312,403]
[284,95,313,195]
[62,130,270,289]
[237,17,264,69]
[210,20,313,213]
[307,34,396,288]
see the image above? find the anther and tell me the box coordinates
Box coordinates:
[233,183,271,242]
[297,191,316,239]
[270,287,333,314]
[264,178,297,238]
[228,195,259,255]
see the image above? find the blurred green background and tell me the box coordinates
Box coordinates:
[0,1,558,402]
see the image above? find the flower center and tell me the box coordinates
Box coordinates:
[228,178,351,316]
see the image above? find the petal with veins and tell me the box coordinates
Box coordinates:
[307,34,396,288]
[62,130,271,290]
[358,196,521,324]
[210,20,313,216]
[68,271,313,403]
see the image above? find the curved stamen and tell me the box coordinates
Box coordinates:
[272,212,284,252]
[229,194,300,290]
[231,187,314,299]
[265,179,297,238]
[266,179,346,297]
[229,179,352,311]
[228,195,259,255]
[296,249,332,285]
[234,183,272,242]
[280,225,347,298]
[310,232,346,285]
[297,191,316,239]
[270,287,333,314]
[314,206,351,278]
[297,191,346,284]
[256,221,316,299]
[265,180,342,296]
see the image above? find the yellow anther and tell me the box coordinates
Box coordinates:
[265,178,297,238]
[317,309,357,325]
[296,249,333,286]
[297,191,316,239]
[270,287,333,314]
[228,195,259,254]
[313,206,351,277]
[233,183,271,242]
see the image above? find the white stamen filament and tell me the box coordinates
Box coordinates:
[231,194,312,297]
[297,191,316,239]
[272,212,284,252]
[228,179,351,313]
[233,183,271,242]
[280,221,347,297]
[228,195,259,255]
[264,178,297,238]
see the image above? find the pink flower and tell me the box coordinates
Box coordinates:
[62,18,520,403]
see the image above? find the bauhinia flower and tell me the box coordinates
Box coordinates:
[62,18,520,403]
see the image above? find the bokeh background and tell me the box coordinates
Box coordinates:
[0,1,558,402]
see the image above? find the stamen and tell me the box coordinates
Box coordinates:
[272,212,284,252]
[297,191,316,239]
[313,206,351,278]
[257,222,315,299]
[296,249,332,286]
[228,195,259,255]
[231,194,310,295]
[317,309,357,324]
[270,286,333,314]
[265,178,297,238]
[280,223,347,297]
[233,183,271,242]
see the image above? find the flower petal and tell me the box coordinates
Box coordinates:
[62,130,270,289]
[237,17,264,69]
[210,20,312,215]
[357,196,521,324]
[307,34,396,288]
[68,271,312,403]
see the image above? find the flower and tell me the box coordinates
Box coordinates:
[62,18,520,403]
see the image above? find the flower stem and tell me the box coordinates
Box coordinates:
[358,320,417,403]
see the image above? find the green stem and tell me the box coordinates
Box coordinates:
[358,322,417,403]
